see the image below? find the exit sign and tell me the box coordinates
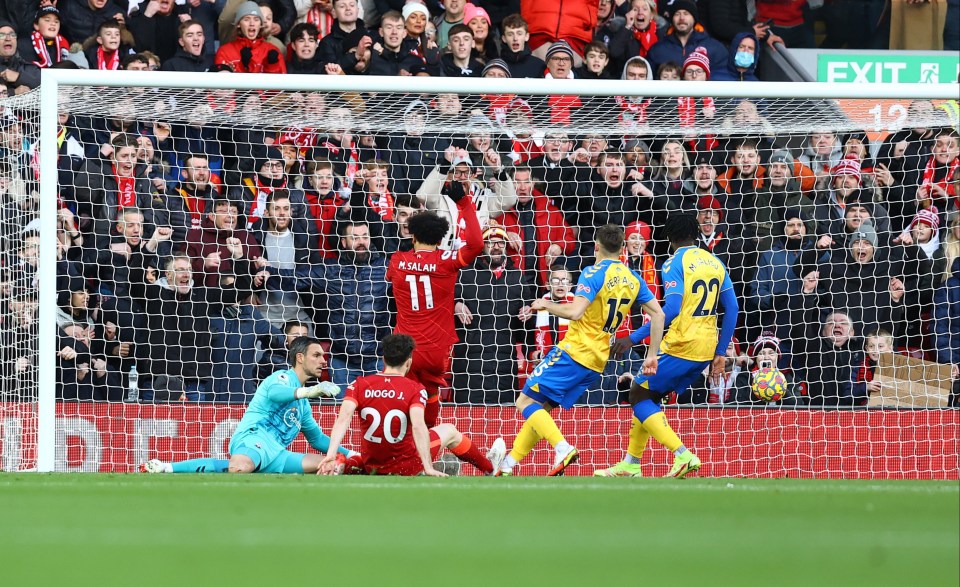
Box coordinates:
[818,53,960,84]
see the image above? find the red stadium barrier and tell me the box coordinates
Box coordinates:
[1,403,957,479]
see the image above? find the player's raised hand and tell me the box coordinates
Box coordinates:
[454,302,473,325]
[610,336,634,358]
[297,381,340,399]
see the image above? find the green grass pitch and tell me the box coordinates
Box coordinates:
[1,475,957,586]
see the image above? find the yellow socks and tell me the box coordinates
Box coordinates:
[626,416,651,461]
[640,411,683,453]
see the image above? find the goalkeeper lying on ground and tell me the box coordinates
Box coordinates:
[141,336,356,474]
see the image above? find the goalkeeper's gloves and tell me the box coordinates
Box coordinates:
[444,180,467,204]
[266,49,280,65]
[296,381,340,399]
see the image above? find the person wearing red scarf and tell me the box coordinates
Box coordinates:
[623,220,660,300]
[918,128,960,222]
[231,146,288,224]
[73,133,159,236]
[22,6,69,68]
[167,154,220,244]
[630,0,659,57]
[305,0,335,39]
[83,19,127,71]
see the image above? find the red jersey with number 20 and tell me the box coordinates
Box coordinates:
[344,373,428,474]
[387,198,484,348]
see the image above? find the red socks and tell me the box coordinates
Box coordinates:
[450,435,492,474]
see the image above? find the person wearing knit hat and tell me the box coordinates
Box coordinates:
[624,220,653,243]
[647,0,725,85]
[402,2,430,22]
[233,0,263,26]
[664,0,699,22]
[769,149,795,168]
[748,333,781,364]
[545,39,576,79]
[214,0,286,73]
[545,39,574,60]
[1,21,41,92]
[831,154,862,184]
[682,46,710,79]
[846,220,880,268]
[482,58,511,78]
[246,145,287,220]
[897,206,942,261]
[482,225,509,241]
[697,194,723,221]
[463,3,495,61]
[463,4,491,28]
[623,220,660,299]
[696,195,725,250]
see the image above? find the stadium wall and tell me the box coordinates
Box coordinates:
[2,403,957,479]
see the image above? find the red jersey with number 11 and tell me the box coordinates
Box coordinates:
[387,198,484,348]
[344,373,427,474]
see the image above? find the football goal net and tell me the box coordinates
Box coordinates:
[1,71,957,476]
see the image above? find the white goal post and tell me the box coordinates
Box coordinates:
[28,69,960,473]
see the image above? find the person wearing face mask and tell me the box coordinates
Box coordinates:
[711,30,759,81]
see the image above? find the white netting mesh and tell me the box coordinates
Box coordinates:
[2,80,959,476]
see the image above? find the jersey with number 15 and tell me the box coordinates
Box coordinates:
[558,259,656,373]
[387,199,483,349]
[660,246,734,362]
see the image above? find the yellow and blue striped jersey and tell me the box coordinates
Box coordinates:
[559,259,655,372]
[660,246,733,362]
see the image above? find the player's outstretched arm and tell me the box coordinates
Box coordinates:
[454,187,485,267]
[296,381,341,399]
[318,400,357,475]
[530,296,590,321]
[614,294,680,357]
[410,406,447,477]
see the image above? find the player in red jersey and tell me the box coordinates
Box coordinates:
[319,334,505,476]
[386,163,484,427]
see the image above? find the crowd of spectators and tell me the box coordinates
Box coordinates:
[0,0,958,407]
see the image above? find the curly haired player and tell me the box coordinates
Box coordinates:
[597,213,740,478]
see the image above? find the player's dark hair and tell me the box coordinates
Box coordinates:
[407,210,449,246]
[382,333,415,367]
[595,224,625,255]
[663,212,701,245]
[288,335,324,367]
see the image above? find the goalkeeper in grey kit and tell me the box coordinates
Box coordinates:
[141,337,357,474]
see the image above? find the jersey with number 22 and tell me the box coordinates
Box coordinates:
[660,246,734,362]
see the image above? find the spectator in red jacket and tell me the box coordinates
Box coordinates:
[521,0,598,62]
[215,1,286,74]
[498,164,576,287]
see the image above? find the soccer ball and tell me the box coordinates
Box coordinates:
[752,367,787,402]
